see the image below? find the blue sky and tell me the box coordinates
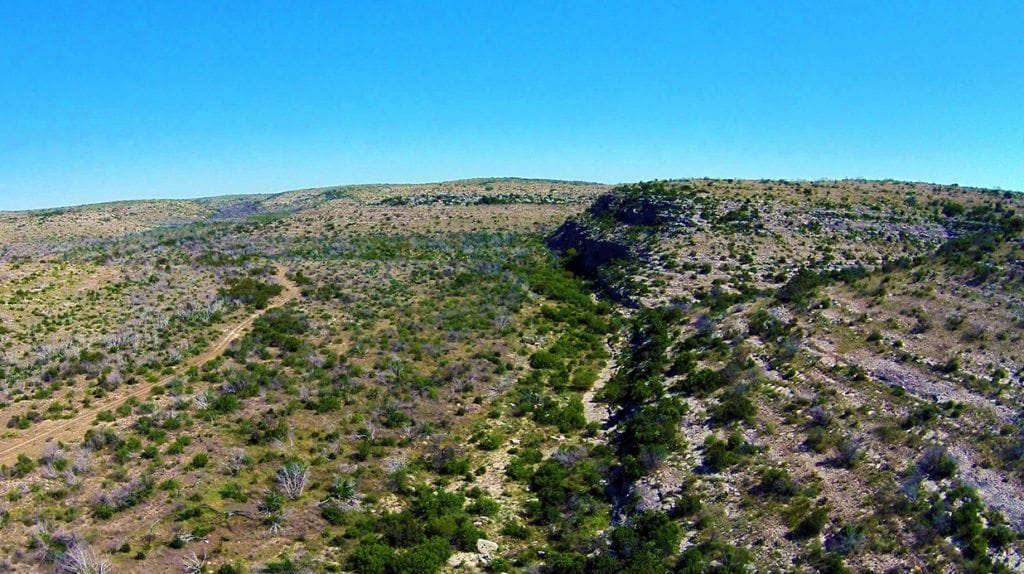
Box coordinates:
[1,1,1022,210]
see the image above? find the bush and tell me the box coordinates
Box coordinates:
[188,452,209,470]
[919,446,957,480]
[776,265,866,306]
[675,494,702,516]
[829,523,866,555]
[570,367,600,391]
[632,511,681,557]
[620,398,686,479]
[547,552,586,574]
[348,543,394,574]
[804,427,839,454]
[93,504,116,520]
[703,432,758,472]
[748,308,791,339]
[529,350,560,370]
[525,455,603,525]
[379,512,426,547]
[677,368,723,396]
[435,452,470,476]
[676,540,753,574]
[834,438,864,469]
[475,433,502,451]
[902,403,939,429]
[219,482,247,502]
[221,277,283,309]
[759,468,799,499]
[11,453,34,477]
[320,504,347,526]
[501,520,529,539]
[793,505,829,539]
[668,350,697,377]
[713,385,757,425]
[389,537,451,574]
[984,524,1016,548]
[468,497,501,517]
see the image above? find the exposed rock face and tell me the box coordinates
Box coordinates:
[212,201,265,220]
[589,189,695,227]
[546,220,638,307]
[546,191,690,307]
[546,221,631,276]
[590,194,668,226]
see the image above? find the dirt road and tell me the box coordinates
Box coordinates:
[0,264,300,467]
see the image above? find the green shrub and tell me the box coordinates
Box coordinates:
[221,277,284,309]
[93,504,116,520]
[188,452,209,470]
[713,385,757,425]
[759,468,799,499]
[919,446,957,480]
[320,504,346,526]
[11,453,34,478]
[677,368,723,396]
[501,520,529,539]
[219,482,247,502]
[570,367,600,391]
[389,537,451,574]
[620,398,686,479]
[468,497,501,517]
[804,427,839,454]
[547,552,586,574]
[529,351,561,370]
[793,505,829,538]
[676,540,753,574]
[703,432,759,472]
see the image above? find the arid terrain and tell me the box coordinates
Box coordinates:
[0,178,1021,573]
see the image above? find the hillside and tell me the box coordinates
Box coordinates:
[0,178,1021,573]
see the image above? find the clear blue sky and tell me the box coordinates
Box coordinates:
[1,1,1022,210]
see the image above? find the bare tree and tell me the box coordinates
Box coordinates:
[266,514,284,535]
[56,540,112,574]
[181,551,207,574]
[192,392,210,411]
[71,448,94,476]
[221,447,248,476]
[276,461,309,500]
[40,443,64,465]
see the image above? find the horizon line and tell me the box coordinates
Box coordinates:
[2,175,1018,214]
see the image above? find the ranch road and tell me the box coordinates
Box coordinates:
[0,264,300,467]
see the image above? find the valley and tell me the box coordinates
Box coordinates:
[0,178,1021,573]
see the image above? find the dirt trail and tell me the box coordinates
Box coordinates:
[0,264,300,467]
[582,348,616,428]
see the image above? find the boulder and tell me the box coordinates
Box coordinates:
[476,538,499,556]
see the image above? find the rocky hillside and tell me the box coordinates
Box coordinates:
[549,179,1024,572]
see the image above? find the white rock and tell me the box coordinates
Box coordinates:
[477,538,499,556]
